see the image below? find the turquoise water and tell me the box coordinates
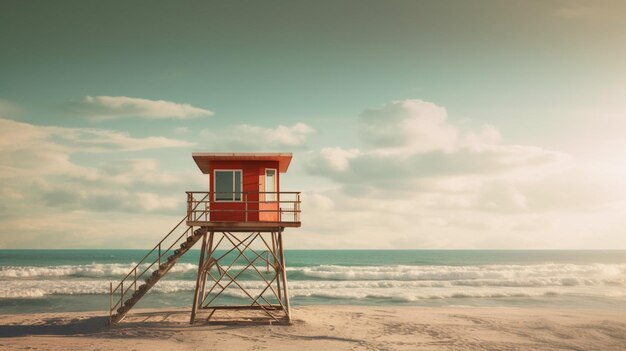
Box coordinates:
[1,250,625,314]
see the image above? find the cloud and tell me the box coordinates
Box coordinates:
[0,119,86,179]
[1,118,193,152]
[201,122,316,150]
[237,123,316,147]
[0,118,193,179]
[74,96,213,120]
[47,126,194,152]
[38,181,184,215]
[308,100,568,187]
[1,155,197,218]
[298,98,626,248]
[360,99,458,152]
[315,147,360,172]
[0,209,186,249]
[0,117,203,222]
[310,145,567,187]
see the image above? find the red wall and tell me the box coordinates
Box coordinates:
[208,160,280,222]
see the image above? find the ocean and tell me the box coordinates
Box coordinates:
[1,249,625,314]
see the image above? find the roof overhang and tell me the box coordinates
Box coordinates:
[192,152,293,173]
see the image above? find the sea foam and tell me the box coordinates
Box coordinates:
[1,263,624,301]
[1,278,624,300]
[0,263,198,278]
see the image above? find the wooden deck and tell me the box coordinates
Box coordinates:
[186,221,301,232]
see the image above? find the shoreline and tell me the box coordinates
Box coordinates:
[1,305,624,350]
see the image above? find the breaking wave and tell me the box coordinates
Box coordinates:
[3,262,624,283]
[287,264,626,285]
[1,263,624,302]
[0,263,198,278]
[1,279,625,300]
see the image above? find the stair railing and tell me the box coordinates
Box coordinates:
[108,193,209,324]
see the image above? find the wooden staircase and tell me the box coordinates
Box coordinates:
[108,217,207,325]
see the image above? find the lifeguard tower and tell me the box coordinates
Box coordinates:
[108,153,301,325]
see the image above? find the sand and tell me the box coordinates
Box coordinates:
[0,306,624,351]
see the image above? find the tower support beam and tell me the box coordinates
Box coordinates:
[190,228,291,324]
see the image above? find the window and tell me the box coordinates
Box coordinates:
[214,170,242,201]
[265,169,277,201]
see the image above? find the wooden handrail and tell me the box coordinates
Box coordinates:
[185,191,301,223]
[109,193,210,314]
[112,193,209,290]
[185,191,302,195]
[111,216,185,294]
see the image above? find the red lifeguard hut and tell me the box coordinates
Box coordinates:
[108,152,301,325]
[189,152,297,223]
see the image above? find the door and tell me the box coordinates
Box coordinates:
[265,169,276,201]
[260,168,278,221]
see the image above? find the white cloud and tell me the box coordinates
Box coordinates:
[38,181,185,215]
[75,96,213,120]
[360,99,458,153]
[0,118,193,179]
[0,210,186,249]
[0,117,201,220]
[201,122,316,150]
[237,123,316,147]
[308,100,568,185]
[315,147,360,172]
[298,98,626,249]
[0,118,86,178]
[47,126,194,152]
[2,118,196,154]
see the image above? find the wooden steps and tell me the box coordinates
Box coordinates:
[109,227,207,324]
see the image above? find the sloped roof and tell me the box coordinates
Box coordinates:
[192,152,293,173]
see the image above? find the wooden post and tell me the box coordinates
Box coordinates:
[295,193,300,221]
[278,230,291,322]
[190,231,208,325]
[109,282,112,325]
[273,232,283,303]
[187,192,192,222]
[199,231,214,309]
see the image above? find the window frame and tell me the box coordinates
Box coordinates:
[213,169,243,202]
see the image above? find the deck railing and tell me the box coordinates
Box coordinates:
[186,191,301,223]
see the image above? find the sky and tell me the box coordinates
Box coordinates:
[1,0,626,249]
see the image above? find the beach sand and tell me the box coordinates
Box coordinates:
[0,306,624,350]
